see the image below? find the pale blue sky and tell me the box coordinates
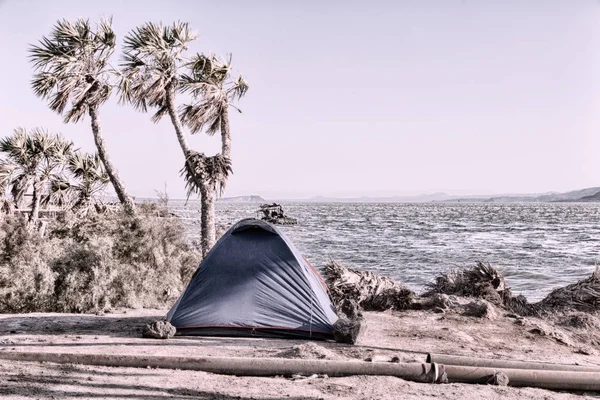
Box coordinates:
[1,1,599,199]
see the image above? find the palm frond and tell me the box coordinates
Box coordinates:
[29,18,117,121]
[118,21,197,119]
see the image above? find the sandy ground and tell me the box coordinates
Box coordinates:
[1,307,600,399]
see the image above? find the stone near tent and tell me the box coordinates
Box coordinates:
[142,320,176,339]
[333,315,366,345]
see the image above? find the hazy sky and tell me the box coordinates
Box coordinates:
[1,1,599,199]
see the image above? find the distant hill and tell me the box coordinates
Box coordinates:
[575,190,600,202]
[442,187,600,203]
[304,193,456,203]
[218,195,266,203]
[297,187,600,203]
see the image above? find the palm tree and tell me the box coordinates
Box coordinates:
[29,17,136,215]
[43,152,110,215]
[181,152,232,257]
[179,53,248,160]
[119,22,248,256]
[0,128,74,223]
[178,54,248,252]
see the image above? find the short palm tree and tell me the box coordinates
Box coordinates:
[43,152,110,215]
[0,128,74,223]
[29,17,136,215]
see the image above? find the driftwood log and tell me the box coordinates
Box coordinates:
[324,261,414,311]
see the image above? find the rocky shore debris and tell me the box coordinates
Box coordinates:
[324,261,414,311]
[423,261,509,306]
[258,203,297,225]
[538,267,600,312]
[325,260,600,323]
[462,299,498,320]
[142,320,176,339]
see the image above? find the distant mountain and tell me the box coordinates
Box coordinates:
[574,190,600,202]
[304,193,455,203]
[296,187,600,203]
[442,187,600,203]
[218,195,266,203]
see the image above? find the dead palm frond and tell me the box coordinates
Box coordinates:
[180,152,232,199]
[423,261,509,305]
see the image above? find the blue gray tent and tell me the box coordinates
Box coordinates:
[167,218,338,340]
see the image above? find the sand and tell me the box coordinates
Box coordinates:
[1,307,599,399]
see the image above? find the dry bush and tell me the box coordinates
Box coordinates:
[0,215,60,312]
[0,209,201,314]
[52,237,118,312]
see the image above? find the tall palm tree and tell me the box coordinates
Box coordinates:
[29,17,136,215]
[119,22,248,255]
[0,128,74,223]
[119,22,212,255]
[178,53,248,252]
[179,53,248,160]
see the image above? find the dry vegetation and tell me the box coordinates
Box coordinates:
[0,205,201,314]
[324,260,600,318]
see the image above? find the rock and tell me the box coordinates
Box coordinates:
[340,298,360,319]
[487,371,509,386]
[333,316,366,345]
[142,320,176,339]
[463,300,498,320]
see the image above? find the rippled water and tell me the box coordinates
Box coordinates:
[171,201,600,301]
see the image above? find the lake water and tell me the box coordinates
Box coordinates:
[171,201,600,302]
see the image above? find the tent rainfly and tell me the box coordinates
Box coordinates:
[167,218,339,340]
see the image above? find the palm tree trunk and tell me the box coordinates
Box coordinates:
[220,105,231,159]
[165,86,213,254]
[11,176,30,209]
[165,88,192,158]
[88,106,136,215]
[28,181,41,224]
[199,179,216,258]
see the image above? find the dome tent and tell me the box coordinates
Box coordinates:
[167,218,338,339]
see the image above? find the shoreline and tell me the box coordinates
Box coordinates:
[1,307,599,399]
